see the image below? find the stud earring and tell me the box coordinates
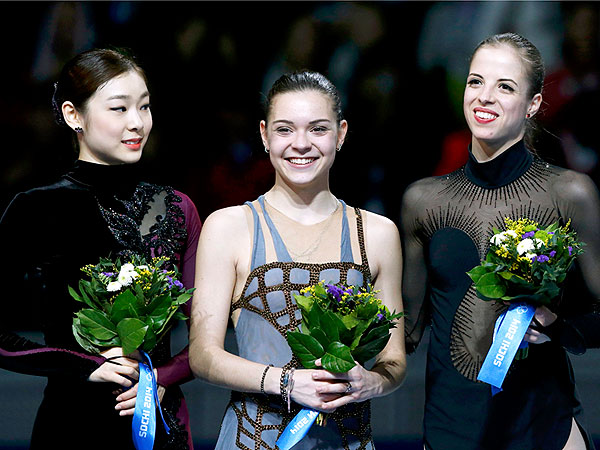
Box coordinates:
[526,114,531,119]
[336,145,342,152]
[74,127,83,133]
[264,147,269,154]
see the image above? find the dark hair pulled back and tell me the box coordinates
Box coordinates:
[470,32,545,150]
[263,71,343,124]
[52,48,146,127]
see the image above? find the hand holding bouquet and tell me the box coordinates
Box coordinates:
[467,218,584,393]
[287,281,403,372]
[276,281,402,450]
[70,254,194,356]
[467,218,584,307]
[70,254,194,449]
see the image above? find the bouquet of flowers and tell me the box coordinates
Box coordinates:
[276,281,402,450]
[70,254,194,356]
[467,218,584,307]
[287,281,403,372]
[467,218,584,393]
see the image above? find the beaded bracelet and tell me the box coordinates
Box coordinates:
[280,368,291,406]
[280,367,296,412]
[260,364,273,395]
[286,368,296,413]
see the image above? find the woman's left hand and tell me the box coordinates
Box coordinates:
[310,359,381,410]
[523,305,557,345]
[114,369,166,416]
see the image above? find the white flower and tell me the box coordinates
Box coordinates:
[490,230,518,246]
[534,238,545,249]
[121,263,135,272]
[525,253,537,260]
[107,281,122,292]
[136,265,149,271]
[118,271,138,286]
[490,233,507,246]
[517,238,535,255]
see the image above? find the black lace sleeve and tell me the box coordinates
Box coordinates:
[549,170,600,353]
[399,178,433,354]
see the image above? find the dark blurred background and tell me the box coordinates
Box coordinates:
[1,1,600,448]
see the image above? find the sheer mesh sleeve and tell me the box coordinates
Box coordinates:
[155,191,201,387]
[549,170,600,353]
[399,179,434,354]
[0,192,104,380]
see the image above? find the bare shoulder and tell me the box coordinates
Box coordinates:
[202,205,251,239]
[360,209,401,249]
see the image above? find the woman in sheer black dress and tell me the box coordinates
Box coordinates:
[0,49,200,449]
[401,33,600,450]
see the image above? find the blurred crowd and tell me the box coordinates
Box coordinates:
[1,1,599,223]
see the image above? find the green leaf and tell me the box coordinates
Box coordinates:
[294,293,314,313]
[321,342,356,373]
[141,327,157,352]
[309,328,331,350]
[77,309,117,340]
[286,331,325,368]
[475,272,506,299]
[361,323,391,345]
[352,334,391,366]
[68,285,84,304]
[320,311,346,342]
[349,319,374,350]
[466,265,492,283]
[117,318,148,355]
[111,290,140,323]
[341,314,360,330]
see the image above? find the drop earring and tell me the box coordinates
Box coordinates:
[74,127,83,133]
[264,147,269,154]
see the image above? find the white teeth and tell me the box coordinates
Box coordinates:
[475,111,497,120]
[289,158,314,165]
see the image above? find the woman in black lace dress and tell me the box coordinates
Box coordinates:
[0,49,200,449]
[401,33,600,449]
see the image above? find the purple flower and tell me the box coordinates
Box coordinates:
[549,250,556,258]
[548,231,554,235]
[536,255,550,263]
[376,313,384,322]
[522,231,535,239]
[568,246,573,256]
[102,272,115,278]
[173,279,184,289]
[326,284,344,303]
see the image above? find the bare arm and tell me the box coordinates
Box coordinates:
[313,211,407,408]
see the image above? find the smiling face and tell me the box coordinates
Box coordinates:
[260,90,347,190]
[76,70,152,165]
[463,45,542,158]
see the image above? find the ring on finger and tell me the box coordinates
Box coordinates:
[344,382,352,393]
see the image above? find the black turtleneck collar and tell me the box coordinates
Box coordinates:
[64,160,141,198]
[464,140,533,188]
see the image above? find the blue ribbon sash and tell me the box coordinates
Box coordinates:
[276,408,319,450]
[477,302,535,395]
[132,351,170,450]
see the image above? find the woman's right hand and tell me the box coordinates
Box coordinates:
[88,347,140,387]
[289,368,344,413]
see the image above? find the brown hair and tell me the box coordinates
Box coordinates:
[263,71,343,124]
[470,33,545,149]
[52,48,147,127]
